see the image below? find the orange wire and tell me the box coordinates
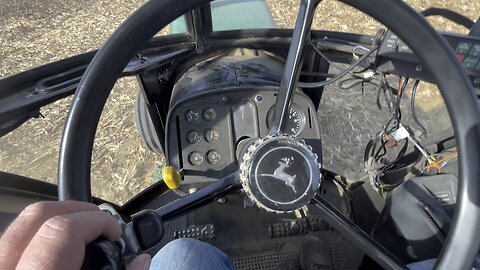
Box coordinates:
[424,152,458,172]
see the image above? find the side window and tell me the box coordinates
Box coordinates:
[0,1,172,205]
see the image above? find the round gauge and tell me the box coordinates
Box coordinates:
[267,105,306,136]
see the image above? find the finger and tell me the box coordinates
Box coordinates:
[0,200,98,270]
[127,254,151,270]
[17,210,122,270]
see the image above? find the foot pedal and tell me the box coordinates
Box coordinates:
[174,224,215,241]
[269,215,328,238]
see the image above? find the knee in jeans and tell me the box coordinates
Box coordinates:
[151,238,234,270]
[162,238,205,253]
[156,238,230,261]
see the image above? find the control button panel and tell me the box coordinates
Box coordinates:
[378,31,413,54]
[455,42,480,74]
[377,30,480,88]
[177,99,233,171]
[167,90,322,183]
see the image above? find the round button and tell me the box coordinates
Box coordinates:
[185,109,200,122]
[205,129,220,142]
[188,152,204,166]
[186,130,201,144]
[202,108,217,121]
[206,150,221,165]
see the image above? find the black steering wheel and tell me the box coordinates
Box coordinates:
[58,0,480,269]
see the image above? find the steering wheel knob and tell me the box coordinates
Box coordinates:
[240,135,321,213]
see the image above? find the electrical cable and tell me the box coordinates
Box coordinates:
[339,76,380,89]
[376,80,383,109]
[307,41,379,90]
[394,77,409,128]
[421,7,474,29]
[374,139,409,192]
[309,41,346,72]
[424,151,458,172]
[300,71,335,78]
[411,80,428,135]
[296,46,378,88]
[380,73,396,113]
[364,76,414,194]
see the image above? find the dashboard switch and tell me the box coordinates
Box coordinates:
[470,44,480,57]
[456,42,472,55]
[205,129,220,142]
[185,109,200,122]
[186,130,201,144]
[202,108,217,121]
[463,57,479,69]
[188,152,204,166]
[206,150,221,165]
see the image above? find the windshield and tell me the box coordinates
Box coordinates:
[0,0,478,205]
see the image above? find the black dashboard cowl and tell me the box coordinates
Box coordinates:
[170,51,285,106]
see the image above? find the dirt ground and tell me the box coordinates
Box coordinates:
[1,0,479,204]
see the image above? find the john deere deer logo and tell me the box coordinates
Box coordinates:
[260,157,297,193]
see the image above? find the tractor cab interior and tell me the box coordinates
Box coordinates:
[1,0,480,269]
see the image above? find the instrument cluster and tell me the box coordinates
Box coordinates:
[166,88,322,183]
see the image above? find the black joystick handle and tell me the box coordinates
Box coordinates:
[81,238,125,270]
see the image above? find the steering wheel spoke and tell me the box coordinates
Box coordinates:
[268,0,320,135]
[154,171,241,220]
[311,194,407,270]
[120,171,241,253]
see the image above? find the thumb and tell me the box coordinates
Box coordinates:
[127,253,151,270]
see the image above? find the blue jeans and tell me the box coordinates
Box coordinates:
[408,259,436,270]
[151,238,435,270]
[151,238,234,270]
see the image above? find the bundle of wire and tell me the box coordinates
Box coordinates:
[421,151,458,174]
[364,75,412,197]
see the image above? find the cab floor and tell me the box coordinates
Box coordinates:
[149,178,362,270]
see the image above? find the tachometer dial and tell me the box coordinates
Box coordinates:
[267,105,306,136]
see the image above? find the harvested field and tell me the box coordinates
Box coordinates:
[1,0,478,204]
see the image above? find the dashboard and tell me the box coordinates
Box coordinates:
[166,87,321,184]
[376,29,480,93]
